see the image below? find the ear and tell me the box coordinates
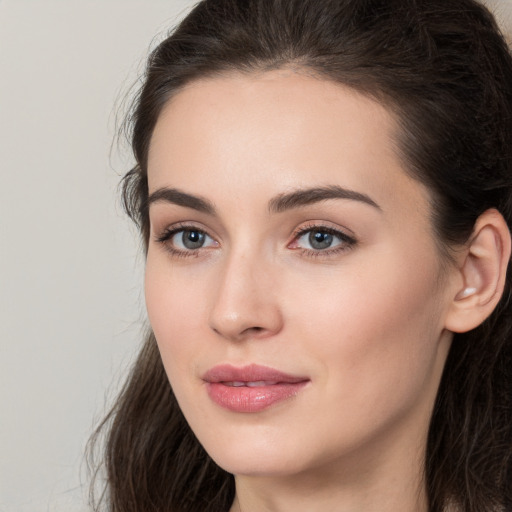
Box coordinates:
[445,209,511,333]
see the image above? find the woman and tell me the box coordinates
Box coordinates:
[89,0,512,511]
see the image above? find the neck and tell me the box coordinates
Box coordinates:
[229,423,429,512]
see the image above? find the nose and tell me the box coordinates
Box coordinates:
[208,250,284,342]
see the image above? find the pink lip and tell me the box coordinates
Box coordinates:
[202,364,309,413]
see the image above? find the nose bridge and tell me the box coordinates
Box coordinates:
[208,244,282,340]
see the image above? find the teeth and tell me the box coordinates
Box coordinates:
[223,381,278,387]
[247,381,276,387]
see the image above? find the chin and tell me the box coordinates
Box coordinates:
[193,421,330,478]
[211,448,309,477]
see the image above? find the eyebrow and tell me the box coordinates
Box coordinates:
[268,185,381,213]
[147,185,380,215]
[147,187,216,214]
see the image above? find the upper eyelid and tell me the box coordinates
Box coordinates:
[291,227,356,247]
[154,221,214,238]
[292,221,356,240]
[295,225,348,236]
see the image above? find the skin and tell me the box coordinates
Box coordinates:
[145,70,461,512]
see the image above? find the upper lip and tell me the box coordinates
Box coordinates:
[202,363,309,384]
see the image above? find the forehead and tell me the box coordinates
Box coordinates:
[147,70,430,222]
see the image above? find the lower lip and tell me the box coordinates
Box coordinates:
[206,382,308,413]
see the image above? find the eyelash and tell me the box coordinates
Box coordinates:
[290,223,357,258]
[155,222,212,259]
[154,222,357,259]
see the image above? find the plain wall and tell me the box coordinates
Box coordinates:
[1,1,510,511]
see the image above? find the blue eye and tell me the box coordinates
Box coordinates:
[176,230,206,249]
[293,226,356,253]
[156,226,218,256]
[306,230,336,250]
[170,229,216,250]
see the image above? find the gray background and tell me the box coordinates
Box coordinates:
[1,1,510,511]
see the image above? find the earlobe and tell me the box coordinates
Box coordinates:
[445,209,511,334]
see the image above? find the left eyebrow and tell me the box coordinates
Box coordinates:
[268,185,381,213]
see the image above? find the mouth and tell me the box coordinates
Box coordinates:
[222,380,281,387]
[202,364,309,413]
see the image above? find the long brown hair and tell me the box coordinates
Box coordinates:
[88,1,512,510]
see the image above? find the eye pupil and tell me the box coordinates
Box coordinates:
[309,231,333,250]
[182,230,205,249]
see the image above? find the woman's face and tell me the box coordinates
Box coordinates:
[145,71,455,479]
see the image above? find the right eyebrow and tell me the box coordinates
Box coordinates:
[147,187,216,215]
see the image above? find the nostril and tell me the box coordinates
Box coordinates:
[240,326,267,337]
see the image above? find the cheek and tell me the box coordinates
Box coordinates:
[289,247,446,409]
[144,252,207,376]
